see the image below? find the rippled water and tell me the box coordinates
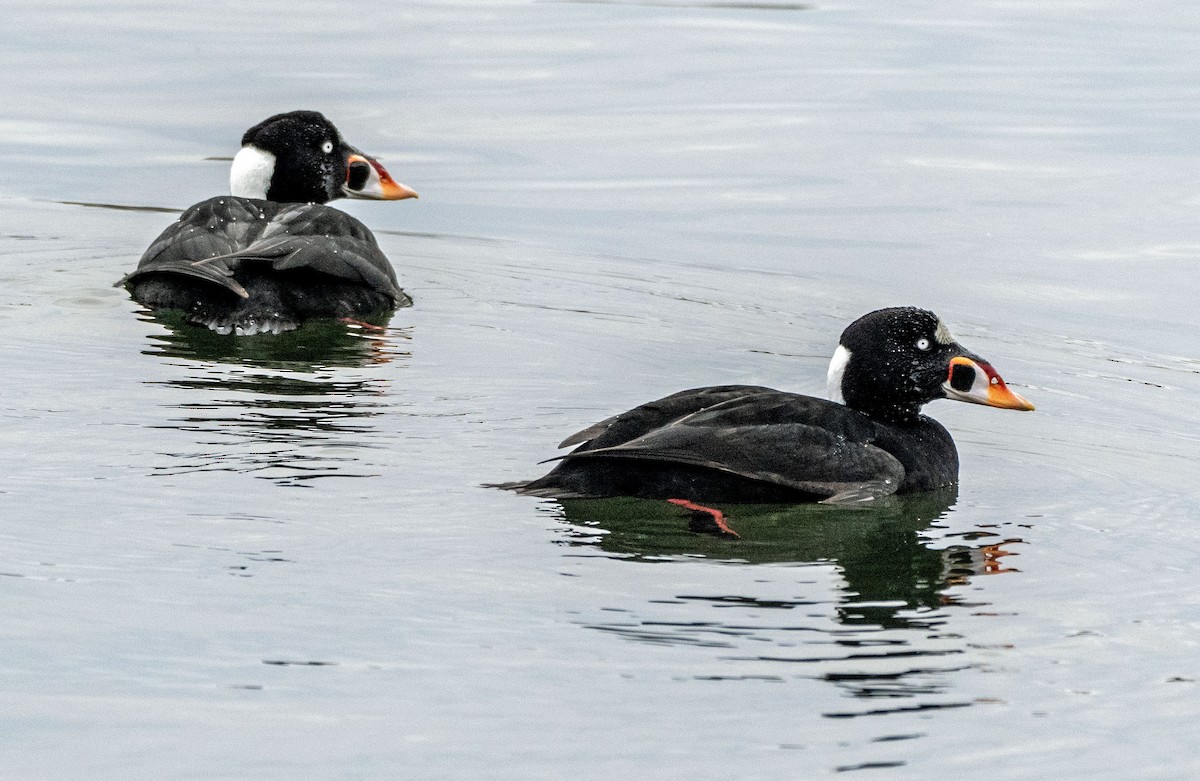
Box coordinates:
[2,2,1198,779]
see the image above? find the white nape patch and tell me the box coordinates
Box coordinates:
[827,344,852,404]
[934,319,955,345]
[229,146,276,199]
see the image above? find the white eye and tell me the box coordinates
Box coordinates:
[321,141,334,154]
[916,337,931,351]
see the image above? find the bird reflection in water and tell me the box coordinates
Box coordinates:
[141,310,405,369]
[549,487,1027,708]
[140,313,411,486]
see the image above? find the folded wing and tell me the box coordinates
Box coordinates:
[556,386,905,501]
[119,198,405,305]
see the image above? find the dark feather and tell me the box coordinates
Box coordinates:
[120,197,408,330]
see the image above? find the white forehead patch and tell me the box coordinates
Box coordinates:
[934,319,954,345]
[827,344,852,404]
[229,146,276,199]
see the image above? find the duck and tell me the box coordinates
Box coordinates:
[119,110,418,335]
[505,307,1034,534]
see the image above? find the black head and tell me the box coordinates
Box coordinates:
[227,111,419,204]
[827,307,1033,424]
[229,110,350,203]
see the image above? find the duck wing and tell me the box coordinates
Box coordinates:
[557,387,905,502]
[118,196,264,297]
[559,385,778,449]
[120,199,405,304]
[235,203,405,303]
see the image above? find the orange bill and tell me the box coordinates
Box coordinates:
[943,356,1035,411]
[344,152,418,200]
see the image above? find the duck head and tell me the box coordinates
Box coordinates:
[229,110,418,204]
[827,307,1034,424]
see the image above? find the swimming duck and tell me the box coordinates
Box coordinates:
[506,307,1034,532]
[119,110,418,335]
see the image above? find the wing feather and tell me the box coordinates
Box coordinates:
[561,422,904,499]
[559,385,776,450]
[552,386,904,500]
[119,197,405,304]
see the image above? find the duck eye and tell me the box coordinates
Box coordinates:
[321,140,334,154]
[915,337,931,351]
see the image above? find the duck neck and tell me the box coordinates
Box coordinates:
[859,400,925,427]
[838,378,927,425]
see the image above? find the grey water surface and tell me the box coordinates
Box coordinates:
[1,1,1198,779]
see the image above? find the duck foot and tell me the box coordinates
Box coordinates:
[340,316,391,333]
[337,317,388,334]
[667,498,740,539]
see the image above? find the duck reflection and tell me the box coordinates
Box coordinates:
[142,310,406,370]
[555,488,1023,626]
[140,314,411,486]
[551,488,1026,706]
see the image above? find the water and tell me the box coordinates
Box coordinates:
[2,1,1198,778]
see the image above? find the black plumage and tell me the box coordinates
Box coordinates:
[506,307,1033,504]
[119,111,417,335]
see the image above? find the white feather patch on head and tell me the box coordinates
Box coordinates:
[827,344,852,404]
[229,146,276,199]
[934,319,955,345]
